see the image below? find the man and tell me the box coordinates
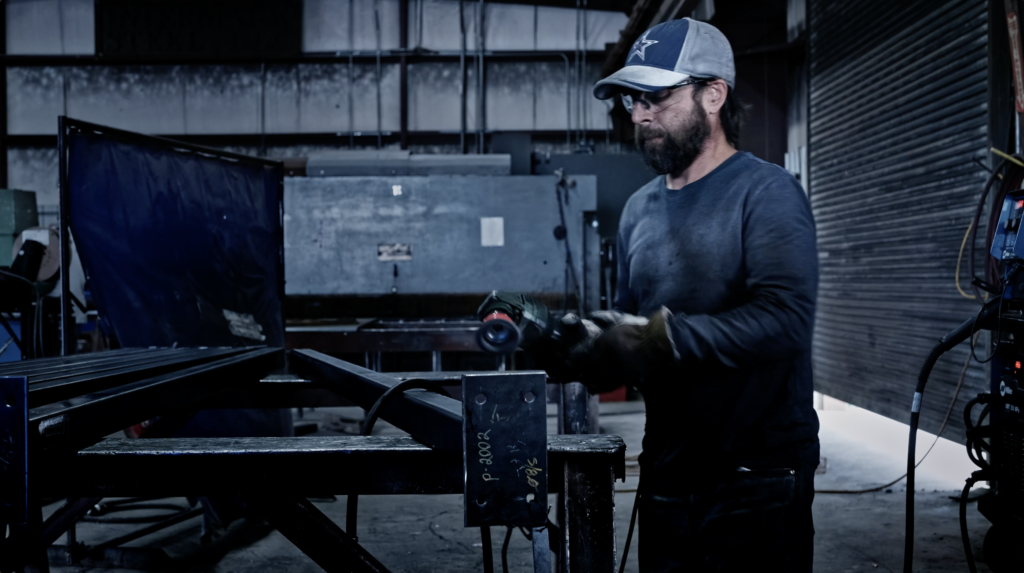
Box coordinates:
[581,17,820,572]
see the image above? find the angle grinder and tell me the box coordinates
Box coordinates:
[475,291,588,355]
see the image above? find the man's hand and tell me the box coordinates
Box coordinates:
[577,307,680,394]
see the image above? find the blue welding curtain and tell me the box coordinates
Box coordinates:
[67,131,284,348]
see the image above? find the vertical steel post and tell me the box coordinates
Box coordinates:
[561,459,616,573]
[459,0,467,153]
[58,117,74,356]
[0,2,8,189]
[400,0,409,150]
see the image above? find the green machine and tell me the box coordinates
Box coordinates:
[0,189,38,267]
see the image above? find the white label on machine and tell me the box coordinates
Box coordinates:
[21,229,50,246]
[480,217,504,247]
[378,244,412,261]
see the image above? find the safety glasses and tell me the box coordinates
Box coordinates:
[620,78,709,114]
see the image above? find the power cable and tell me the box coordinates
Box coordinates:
[815,330,981,495]
[347,378,450,542]
[618,489,640,573]
[501,526,513,573]
[960,472,985,573]
[901,301,999,573]
[554,171,584,316]
[956,221,981,300]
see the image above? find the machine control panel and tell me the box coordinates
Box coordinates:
[991,193,1024,261]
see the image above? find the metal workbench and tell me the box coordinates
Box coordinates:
[0,347,624,573]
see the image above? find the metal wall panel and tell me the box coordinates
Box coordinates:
[7,147,58,207]
[808,0,990,443]
[411,0,626,52]
[6,0,95,55]
[303,0,404,51]
[283,175,597,299]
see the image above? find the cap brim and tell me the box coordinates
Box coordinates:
[593,66,690,100]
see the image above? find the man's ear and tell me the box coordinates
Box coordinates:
[703,80,728,115]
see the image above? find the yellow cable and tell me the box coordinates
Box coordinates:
[991,147,1024,168]
[956,221,977,300]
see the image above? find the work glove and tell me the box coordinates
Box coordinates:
[576,307,680,394]
[531,313,603,382]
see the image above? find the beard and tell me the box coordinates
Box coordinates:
[635,100,711,175]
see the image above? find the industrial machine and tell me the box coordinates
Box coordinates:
[905,162,1024,572]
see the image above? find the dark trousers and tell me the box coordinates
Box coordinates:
[638,464,815,572]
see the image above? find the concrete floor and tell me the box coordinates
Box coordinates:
[44,401,994,572]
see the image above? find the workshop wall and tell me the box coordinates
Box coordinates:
[4,0,626,213]
[808,0,990,444]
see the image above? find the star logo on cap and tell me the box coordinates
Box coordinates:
[630,31,658,62]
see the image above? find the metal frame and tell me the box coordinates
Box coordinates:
[1,347,623,573]
[57,117,287,356]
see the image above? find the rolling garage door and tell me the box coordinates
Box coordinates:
[808,0,991,442]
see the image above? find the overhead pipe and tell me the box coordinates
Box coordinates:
[559,54,571,148]
[460,0,468,154]
[374,0,383,149]
[348,0,355,148]
[477,0,486,154]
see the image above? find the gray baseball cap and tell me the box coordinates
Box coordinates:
[593,18,735,100]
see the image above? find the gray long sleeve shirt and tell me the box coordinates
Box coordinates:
[615,151,819,488]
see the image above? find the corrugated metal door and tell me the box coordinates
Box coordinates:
[809,0,991,442]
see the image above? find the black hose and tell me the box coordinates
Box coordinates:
[482,526,494,573]
[501,526,513,573]
[554,173,583,316]
[968,157,1009,299]
[347,379,449,541]
[904,299,999,573]
[618,490,640,573]
[960,472,985,573]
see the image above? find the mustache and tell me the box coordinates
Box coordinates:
[636,126,669,144]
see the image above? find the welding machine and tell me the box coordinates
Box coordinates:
[905,190,1024,572]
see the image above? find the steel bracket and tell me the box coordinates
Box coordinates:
[462,371,547,527]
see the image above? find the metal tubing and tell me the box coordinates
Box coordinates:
[33,497,101,551]
[0,1,7,188]
[30,348,283,454]
[1,50,608,67]
[87,508,202,555]
[460,0,468,154]
[559,382,592,435]
[259,62,267,156]
[348,0,355,148]
[288,349,463,451]
[27,348,250,406]
[33,435,625,499]
[559,54,572,148]
[59,117,283,168]
[0,312,22,353]
[243,495,391,573]
[375,0,383,149]
[477,0,486,154]
[561,458,615,572]
[58,116,73,356]
[400,0,409,150]
[0,348,163,378]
